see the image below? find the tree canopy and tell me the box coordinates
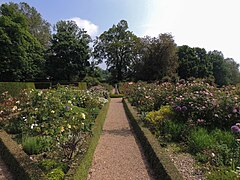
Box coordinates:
[93,20,139,82]
[134,33,178,81]
[46,20,91,81]
[0,3,45,81]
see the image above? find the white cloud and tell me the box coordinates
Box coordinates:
[69,17,99,38]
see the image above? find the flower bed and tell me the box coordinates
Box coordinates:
[120,80,240,179]
[0,85,109,179]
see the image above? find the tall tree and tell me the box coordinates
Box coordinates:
[0,3,45,81]
[134,33,178,81]
[18,2,51,48]
[177,45,213,79]
[46,20,90,81]
[208,51,240,86]
[93,20,139,82]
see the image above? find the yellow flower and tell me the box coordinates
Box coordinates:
[81,113,86,119]
[12,106,17,111]
[67,124,71,129]
[60,126,64,133]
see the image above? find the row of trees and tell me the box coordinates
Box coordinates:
[0,2,90,82]
[0,2,240,86]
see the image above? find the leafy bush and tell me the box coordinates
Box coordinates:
[207,167,238,180]
[162,120,187,142]
[34,82,52,89]
[145,105,174,126]
[0,82,35,98]
[38,159,68,174]
[83,76,100,88]
[22,136,51,155]
[47,168,65,180]
[120,80,240,129]
[188,128,216,154]
[78,82,87,90]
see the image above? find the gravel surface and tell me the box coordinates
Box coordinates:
[166,148,205,180]
[88,98,155,180]
[0,156,13,180]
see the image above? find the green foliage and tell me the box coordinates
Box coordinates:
[17,2,51,49]
[22,136,50,155]
[78,82,87,90]
[0,82,35,97]
[0,130,46,179]
[134,34,179,81]
[188,128,216,154]
[177,45,213,80]
[120,80,240,129]
[161,120,187,142]
[207,167,238,180]
[145,105,174,126]
[0,3,45,81]
[109,94,125,98]
[34,82,52,89]
[83,76,100,88]
[47,168,65,180]
[65,98,110,180]
[38,159,68,174]
[46,20,90,81]
[93,20,139,82]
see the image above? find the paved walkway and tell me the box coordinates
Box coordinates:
[0,156,13,180]
[88,98,154,180]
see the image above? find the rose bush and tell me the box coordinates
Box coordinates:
[1,85,108,164]
[120,80,240,129]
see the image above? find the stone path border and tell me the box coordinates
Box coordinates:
[88,98,155,180]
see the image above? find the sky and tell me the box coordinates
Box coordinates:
[0,0,240,64]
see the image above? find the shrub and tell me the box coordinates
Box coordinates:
[47,168,65,180]
[0,82,35,98]
[38,159,68,174]
[145,105,174,126]
[83,76,100,88]
[188,128,216,154]
[22,136,51,155]
[211,129,235,148]
[78,82,87,90]
[3,118,23,134]
[207,167,238,180]
[34,82,52,89]
[162,120,187,142]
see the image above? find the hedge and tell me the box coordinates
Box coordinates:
[65,98,110,180]
[78,82,87,90]
[0,82,35,97]
[34,82,52,89]
[123,99,183,180]
[0,130,46,180]
[109,93,125,98]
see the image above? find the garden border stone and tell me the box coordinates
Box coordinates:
[0,130,46,180]
[65,98,110,180]
[123,98,183,180]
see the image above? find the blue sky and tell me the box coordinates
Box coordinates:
[1,0,240,64]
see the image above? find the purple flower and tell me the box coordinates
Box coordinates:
[233,108,238,113]
[174,106,181,111]
[231,125,240,133]
[197,119,205,123]
[182,106,187,111]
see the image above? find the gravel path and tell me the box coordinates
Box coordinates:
[0,156,13,180]
[88,98,155,180]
